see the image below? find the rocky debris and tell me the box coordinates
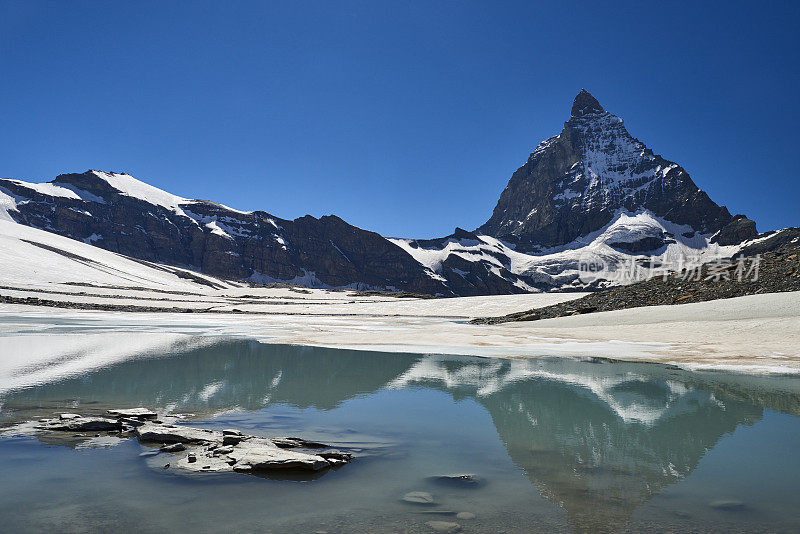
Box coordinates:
[425,520,462,533]
[31,409,353,478]
[428,473,483,487]
[138,426,350,474]
[402,491,436,505]
[474,242,800,324]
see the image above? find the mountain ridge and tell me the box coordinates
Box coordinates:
[1,90,793,295]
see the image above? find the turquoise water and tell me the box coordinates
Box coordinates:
[1,339,799,533]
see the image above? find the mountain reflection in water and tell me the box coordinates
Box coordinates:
[2,338,799,533]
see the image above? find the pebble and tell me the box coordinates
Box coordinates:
[425,521,461,533]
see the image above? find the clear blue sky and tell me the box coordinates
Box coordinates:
[1,1,798,237]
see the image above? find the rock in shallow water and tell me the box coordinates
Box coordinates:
[138,424,349,474]
[32,411,353,478]
[136,424,222,444]
[402,491,436,505]
[428,473,483,487]
[425,521,461,533]
[38,417,123,432]
[709,500,746,511]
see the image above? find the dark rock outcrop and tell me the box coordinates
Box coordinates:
[0,171,453,295]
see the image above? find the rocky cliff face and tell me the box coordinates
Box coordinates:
[478,90,757,250]
[0,171,452,294]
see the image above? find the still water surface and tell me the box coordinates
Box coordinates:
[1,339,799,533]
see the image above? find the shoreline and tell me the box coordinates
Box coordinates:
[1,289,799,377]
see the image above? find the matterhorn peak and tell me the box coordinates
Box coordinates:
[571,89,604,117]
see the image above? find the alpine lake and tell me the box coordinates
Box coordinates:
[1,338,799,533]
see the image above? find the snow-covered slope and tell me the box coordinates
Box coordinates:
[392,211,746,292]
[0,219,234,292]
[0,170,451,295]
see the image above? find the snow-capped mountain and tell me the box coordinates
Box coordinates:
[0,90,794,295]
[480,90,756,249]
[0,170,452,294]
[394,90,796,291]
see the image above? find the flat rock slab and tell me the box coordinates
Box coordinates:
[229,447,330,472]
[136,424,222,444]
[108,408,158,420]
[38,417,123,432]
[709,500,746,511]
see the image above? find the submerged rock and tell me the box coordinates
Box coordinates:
[428,473,483,487]
[709,500,746,511]
[402,491,436,505]
[425,521,462,533]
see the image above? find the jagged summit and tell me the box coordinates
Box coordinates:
[478,90,755,250]
[570,89,604,117]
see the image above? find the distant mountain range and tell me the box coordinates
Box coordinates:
[1,90,796,295]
